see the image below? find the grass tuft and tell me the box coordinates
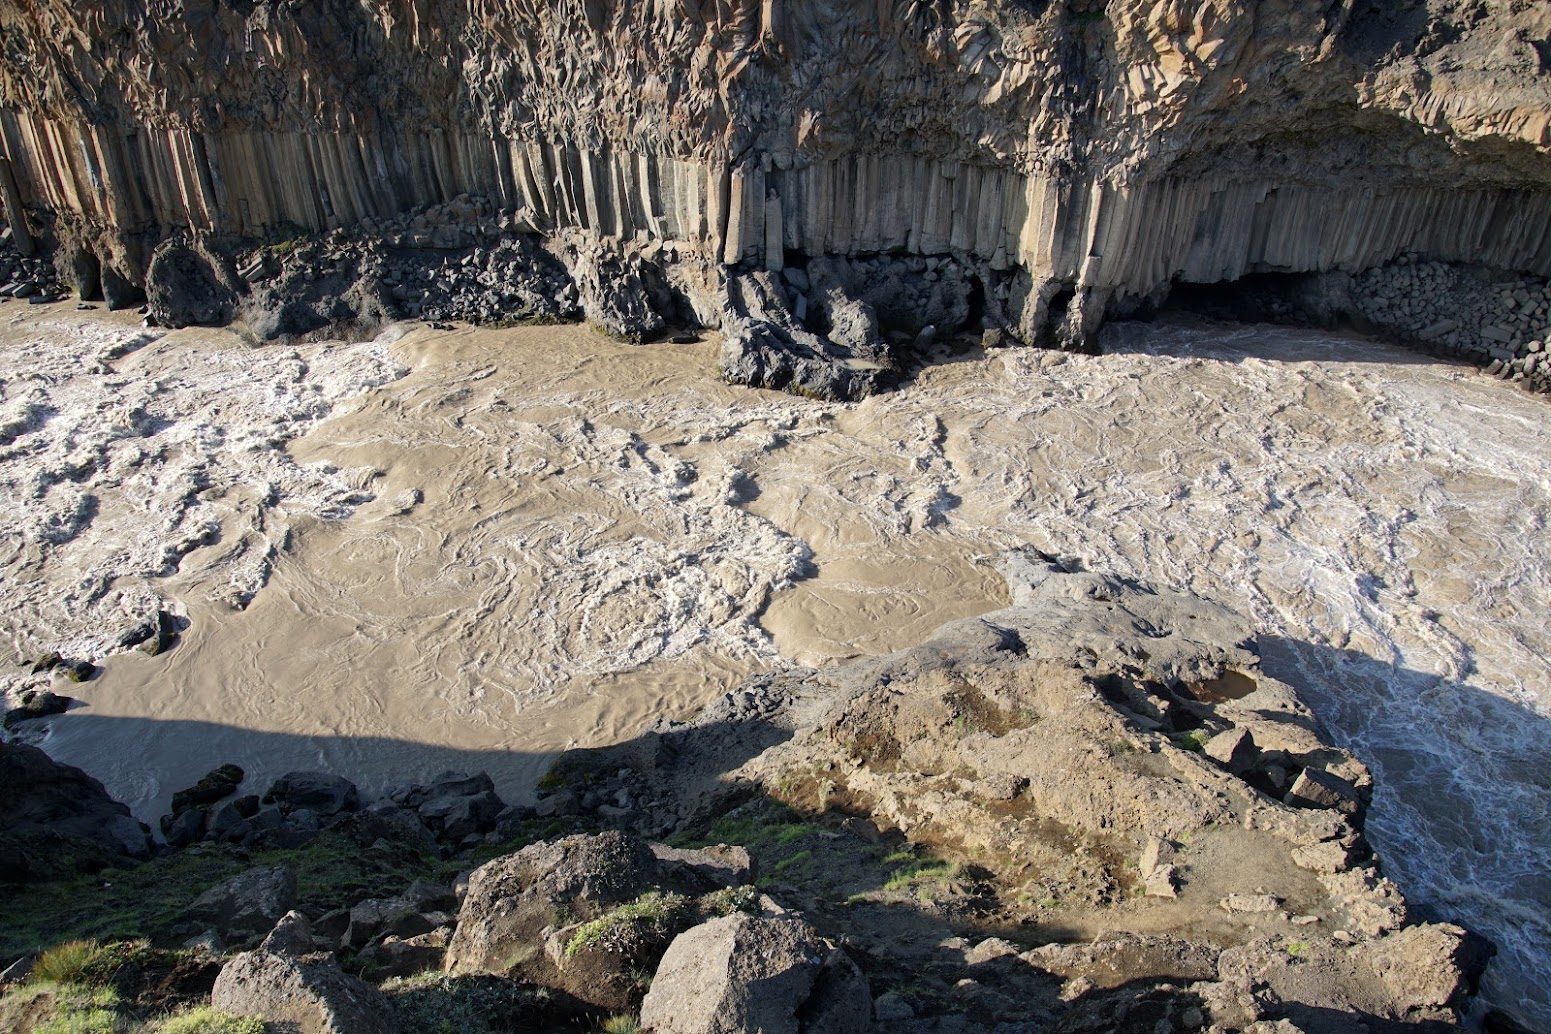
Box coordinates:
[564,892,690,958]
[32,941,101,986]
[150,1006,267,1034]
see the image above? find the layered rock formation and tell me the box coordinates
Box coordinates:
[1,1,1548,389]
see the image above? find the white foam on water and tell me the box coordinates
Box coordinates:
[2,310,1547,1026]
[0,311,406,665]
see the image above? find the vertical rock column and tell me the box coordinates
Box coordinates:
[0,154,35,256]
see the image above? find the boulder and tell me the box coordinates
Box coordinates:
[182,866,297,944]
[415,786,503,842]
[265,771,360,816]
[170,763,245,814]
[1202,727,1258,775]
[639,914,870,1034]
[211,950,401,1034]
[444,831,662,977]
[207,794,262,839]
[3,689,74,729]
[260,910,319,956]
[356,929,451,979]
[1285,768,1361,814]
[344,878,456,948]
[1356,923,1492,1012]
[160,806,207,847]
[138,609,179,656]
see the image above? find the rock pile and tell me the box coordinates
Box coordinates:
[226,199,578,339]
[1352,258,1551,392]
[157,766,514,853]
[0,230,70,306]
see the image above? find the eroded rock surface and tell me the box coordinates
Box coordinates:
[0,1,1547,378]
[639,914,870,1034]
[211,949,401,1034]
[549,553,1492,1030]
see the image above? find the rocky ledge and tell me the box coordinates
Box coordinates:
[0,556,1505,1033]
[1,1,1550,397]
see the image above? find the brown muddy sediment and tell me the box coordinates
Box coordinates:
[3,306,1551,1025]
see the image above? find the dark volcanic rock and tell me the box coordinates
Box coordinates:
[146,242,238,328]
[0,741,153,880]
[181,866,297,946]
[264,771,360,816]
[3,689,74,729]
[171,763,245,814]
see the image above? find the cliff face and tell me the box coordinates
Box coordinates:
[1,0,1549,350]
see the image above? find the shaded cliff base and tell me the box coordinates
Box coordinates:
[6,197,1551,402]
[1,559,1525,1033]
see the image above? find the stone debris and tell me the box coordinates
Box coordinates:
[1351,258,1551,393]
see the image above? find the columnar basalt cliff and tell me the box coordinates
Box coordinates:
[1,0,1549,383]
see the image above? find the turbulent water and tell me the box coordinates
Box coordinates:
[3,305,1548,1027]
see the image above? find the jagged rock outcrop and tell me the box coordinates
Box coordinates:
[0,740,153,881]
[545,552,1492,1029]
[0,0,1547,377]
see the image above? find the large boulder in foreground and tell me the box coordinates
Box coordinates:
[0,741,152,881]
[639,914,869,1034]
[445,831,662,978]
[212,949,400,1034]
[445,831,755,1011]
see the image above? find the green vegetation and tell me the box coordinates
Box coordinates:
[0,980,119,1034]
[149,1007,266,1034]
[1171,729,1212,754]
[535,767,569,791]
[0,817,579,964]
[1287,941,1311,957]
[883,857,960,893]
[383,972,557,1034]
[702,886,761,918]
[32,941,102,985]
[564,892,691,958]
[769,850,813,875]
[598,1015,642,1034]
[585,322,643,344]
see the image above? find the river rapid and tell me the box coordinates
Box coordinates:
[2,306,1547,1027]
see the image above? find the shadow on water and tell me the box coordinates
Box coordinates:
[1101,312,1454,368]
[1260,636,1551,1032]
[5,635,1547,1032]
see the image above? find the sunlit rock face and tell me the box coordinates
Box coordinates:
[1,0,1548,346]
